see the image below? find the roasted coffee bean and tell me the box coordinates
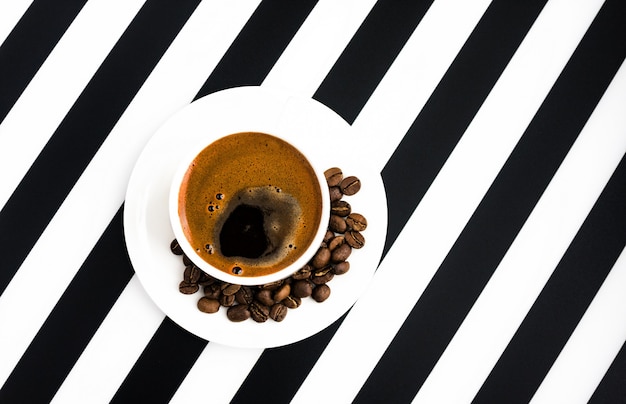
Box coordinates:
[329,214,347,233]
[323,230,334,244]
[312,265,332,276]
[311,247,331,269]
[183,265,201,284]
[256,289,275,306]
[270,303,288,322]
[179,281,199,294]
[250,301,270,323]
[170,239,184,255]
[283,295,301,309]
[346,213,367,231]
[340,176,361,196]
[204,283,221,299]
[328,235,345,251]
[324,167,343,187]
[198,271,216,286]
[292,265,312,280]
[311,266,334,285]
[329,186,343,202]
[219,293,236,307]
[292,280,313,298]
[345,230,365,249]
[331,200,351,217]
[312,284,331,302]
[182,167,368,322]
[227,304,251,322]
[190,266,202,283]
[333,261,350,275]
[331,243,352,263]
[273,283,291,303]
[235,286,254,304]
[220,283,241,296]
[261,280,283,290]
[197,297,220,313]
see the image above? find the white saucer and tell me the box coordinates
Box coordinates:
[123,86,387,348]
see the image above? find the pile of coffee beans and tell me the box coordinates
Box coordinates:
[170,167,367,323]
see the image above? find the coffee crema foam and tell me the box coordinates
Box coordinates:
[178,132,323,278]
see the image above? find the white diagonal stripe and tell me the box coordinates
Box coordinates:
[262,0,377,97]
[530,246,626,404]
[51,276,163,404]
[0,1,33,46]
[169,343,264,404]
[0,0,146,210]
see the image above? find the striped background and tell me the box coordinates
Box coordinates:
[1,0,625,402]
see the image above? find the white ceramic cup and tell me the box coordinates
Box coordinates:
[168,132,330,286]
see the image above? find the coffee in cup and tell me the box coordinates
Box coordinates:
[171,132,329,285]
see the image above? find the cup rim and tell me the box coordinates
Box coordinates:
[168,131,330,286]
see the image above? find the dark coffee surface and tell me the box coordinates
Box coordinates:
[219,204,268,259]
[178,132,323,278]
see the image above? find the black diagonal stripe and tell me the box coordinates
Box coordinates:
[0,0,88,123]
[312,0,434,124]
[0,0,202,296]
[109,317,207,403]
[231,314,346,404]
[474,152,626,402]
[194,0,318,99]
[589,339,626,403]
[0,208,134,402]
[381,0,548,258]
[109,1,318,401]
[230,2,435,402]
[354,2,626,402]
